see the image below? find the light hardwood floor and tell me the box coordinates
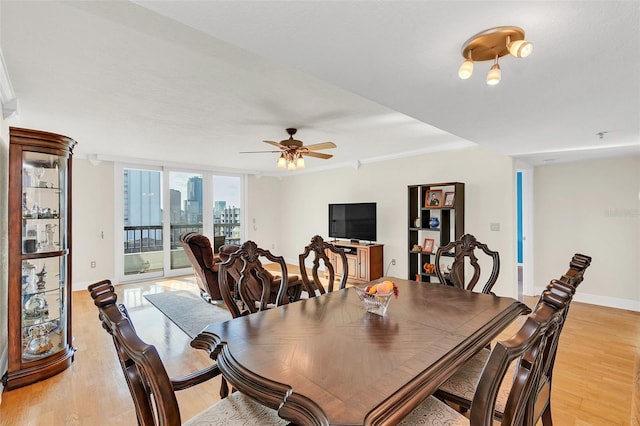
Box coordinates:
[1,274,638,425]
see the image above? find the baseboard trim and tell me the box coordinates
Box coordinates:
[72,278,116,292]
[531,286,640,312]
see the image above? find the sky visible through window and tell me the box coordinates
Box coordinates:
[170,173,240,207]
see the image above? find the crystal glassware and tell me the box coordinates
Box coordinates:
[354,286,393,316]
[34,167,45,187]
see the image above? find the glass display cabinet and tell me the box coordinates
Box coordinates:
[3,127,77,390]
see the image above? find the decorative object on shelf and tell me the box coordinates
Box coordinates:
[412,244,422,252]
[426,189,443,208]
[443,192,455,208]
[23,225,38,253]
[33,166,45,188]
[429,217,440,229]
[422,238,435,253]
[414,217,421,228]
[458,26,533,86]
[21,261,36,296]
[423,263,436,274]
[43,223,58,249]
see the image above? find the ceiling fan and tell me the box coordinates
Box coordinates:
[241,128,336,170]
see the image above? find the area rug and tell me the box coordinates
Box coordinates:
[144,290,232,338]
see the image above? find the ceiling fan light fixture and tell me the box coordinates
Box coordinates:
[241,128,336,170]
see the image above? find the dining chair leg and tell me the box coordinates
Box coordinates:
[220,376,229,398]
[541,403,553,426]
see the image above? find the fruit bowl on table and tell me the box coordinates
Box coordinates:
[354,281,399,316]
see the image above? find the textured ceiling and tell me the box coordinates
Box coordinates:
[2,1,638,174]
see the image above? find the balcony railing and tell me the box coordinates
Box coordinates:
[123,223,239,253]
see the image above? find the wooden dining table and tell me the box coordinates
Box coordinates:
[192,277,529,425]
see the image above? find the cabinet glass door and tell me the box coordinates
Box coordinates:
[21,256,67,361]
[21,151,68,361]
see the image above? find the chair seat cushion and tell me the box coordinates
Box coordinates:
[437,347,511,413]
[185,392,288,426]
[397,396,467,425]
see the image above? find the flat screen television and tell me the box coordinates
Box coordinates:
[328,202,377,243]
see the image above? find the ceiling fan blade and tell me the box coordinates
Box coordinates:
[304,151,333,159]
[304,142,336,151]
[240,150,282,154]
[263,140,286,149]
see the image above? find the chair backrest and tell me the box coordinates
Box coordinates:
[471,253,591,426]
[470,284,572,426]
[434,233,500,294]
[298,235,349,297]
[179,232,222,301]
[535,253,591,417]
[218,241,289,318]
[87,280,182,426]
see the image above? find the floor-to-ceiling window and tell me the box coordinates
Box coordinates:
[116,163,244,283]
[121,167,164,280]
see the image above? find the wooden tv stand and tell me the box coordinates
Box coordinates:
[325,241,384,284]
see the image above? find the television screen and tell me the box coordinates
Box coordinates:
[328,202,377,242]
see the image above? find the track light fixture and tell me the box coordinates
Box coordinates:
[458,26,532,85]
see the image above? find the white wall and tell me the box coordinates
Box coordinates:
[249,145,519,298]
[534,156,640,311]
[69,145,518,298]
[245,175,285,253]
[71,159,115,289]
[63,148,640,312]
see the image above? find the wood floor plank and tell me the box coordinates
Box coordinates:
[0,276,638,425]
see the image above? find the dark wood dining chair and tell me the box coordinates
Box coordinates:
[179,232,223,303]
[434,233,500,294]
[218,240,300,318]
[87,279,288,426]
[399,276,574,426]
[298,235,349,297]
[433,253,591,426]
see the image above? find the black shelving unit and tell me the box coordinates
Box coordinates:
[408,182,465,283]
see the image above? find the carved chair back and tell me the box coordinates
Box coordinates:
[470,287,572,426]
[179,232,222,301]
[88,280,183,425]
[434,233,500,294]
[434,253,591,425]
[529,253,591,425]
[298,235,349,297]
[218,241,290,318]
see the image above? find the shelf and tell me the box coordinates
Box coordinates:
[21,250,68,260]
